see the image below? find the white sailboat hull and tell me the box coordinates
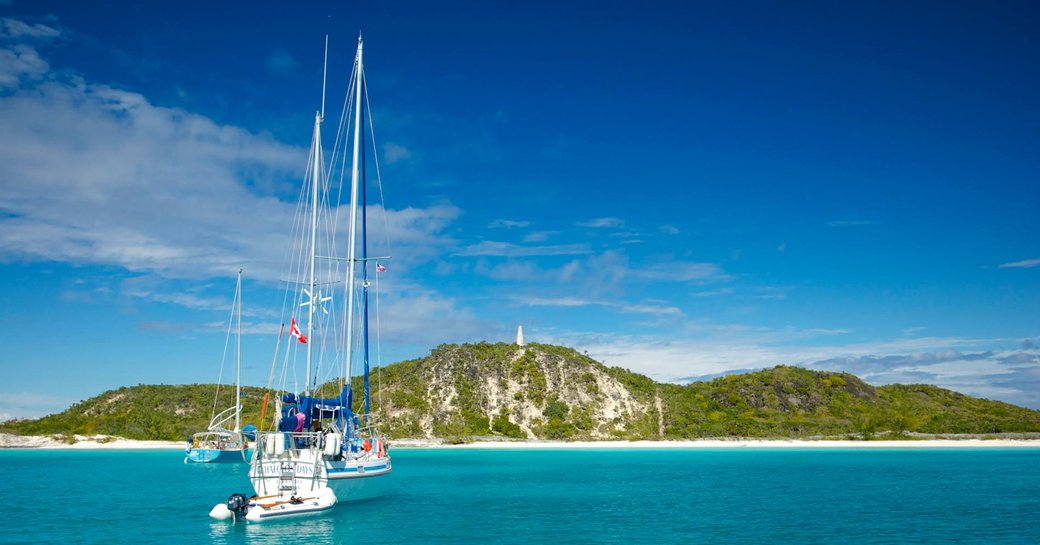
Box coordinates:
[327,457,392,501]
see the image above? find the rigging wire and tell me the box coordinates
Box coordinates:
[363,74,395,263]
[362,74,391,418]
[210,276,240,423]
[260,37,395,434]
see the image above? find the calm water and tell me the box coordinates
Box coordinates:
[2,448,1038,544]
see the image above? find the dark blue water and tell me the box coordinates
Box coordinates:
[2,448,1038,544]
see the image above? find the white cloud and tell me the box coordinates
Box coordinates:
[0,72,301,280]
[999,258,1040,269]
[0,19,51,87]
[476,259,543,281]
[692,287,734,298]
[558,259,580,282]
[548,328,1040,409]
[487,219,530,229]
[659,225,680,235]
[0,38,49,88]
[383,142,411,164]
[0,33,459,285]
[118,275,251,315]
[375,291,487,345]
[1,17,61,41]
[0,391,70,421]
[455,241,592,257]
[514,295,683,317]
[467,251,729,306]
[751,286,790,300]
[632,260,729,283]
[366,203,460,264]
[522,230,557,243]
[617,303,683,316]
[577,217,624,228]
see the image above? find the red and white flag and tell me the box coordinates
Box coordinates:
[376,263,387,273]
[289,318,307,344]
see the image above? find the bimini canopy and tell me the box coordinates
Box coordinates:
[278,386,354,432]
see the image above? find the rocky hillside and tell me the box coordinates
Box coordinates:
[4,342,1040,441]
[362,342,661,440]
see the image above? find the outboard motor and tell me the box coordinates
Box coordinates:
[226,493,250,519]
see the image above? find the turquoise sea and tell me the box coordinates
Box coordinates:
[2,447,1038,544]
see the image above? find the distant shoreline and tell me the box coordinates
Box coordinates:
[3,433,1040,450]
[0,434,185,450]
[392,438,1040,449]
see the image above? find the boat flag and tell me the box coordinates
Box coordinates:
[290,318,307,344]
[376,263,386,273]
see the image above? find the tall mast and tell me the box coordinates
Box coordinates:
[235,269,242,432]
[344,34,364,404]
[360,48,371,422]
[305,110,321,397]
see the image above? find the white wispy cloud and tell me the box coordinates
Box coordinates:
[692,287,734,298]
[0,19,52,87]
[0,39,297,279]
[519,296,597,307]
[121,277,233,312]
[577,217,625,228]
[455,241,592,257]
[1,17,61,40]
[617,303,683,316]
[0,391,70,421]
[475,259,544,281]
[0,27,459,286]
[488,219,530,229]
[998,258,1040,269]
[515,296,682,316]
[544,328,1040,409]
[375,290,489,346]
[468,251,730,305]
[522,230,557,243]
[751,286,790,300]
[632,260,729,283]
[383,142,411,164]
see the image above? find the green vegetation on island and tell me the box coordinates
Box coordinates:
[3,342,1039,442]
[0,384,274,442]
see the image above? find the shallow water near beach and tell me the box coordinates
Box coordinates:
[2,448,1038,544]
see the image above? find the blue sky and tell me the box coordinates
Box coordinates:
[1,1,1038,419]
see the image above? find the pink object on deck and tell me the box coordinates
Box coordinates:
[294,412,305,432]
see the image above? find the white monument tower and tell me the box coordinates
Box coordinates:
[516,325,524,347]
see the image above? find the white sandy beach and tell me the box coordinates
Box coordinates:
[0,433,184,450]
[4,433,1039,450]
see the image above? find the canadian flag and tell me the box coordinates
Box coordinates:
[376,263,387,273]
[289,318,307,344]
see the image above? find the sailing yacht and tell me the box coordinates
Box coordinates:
[186,270,251,464]
[211,34,392,522]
